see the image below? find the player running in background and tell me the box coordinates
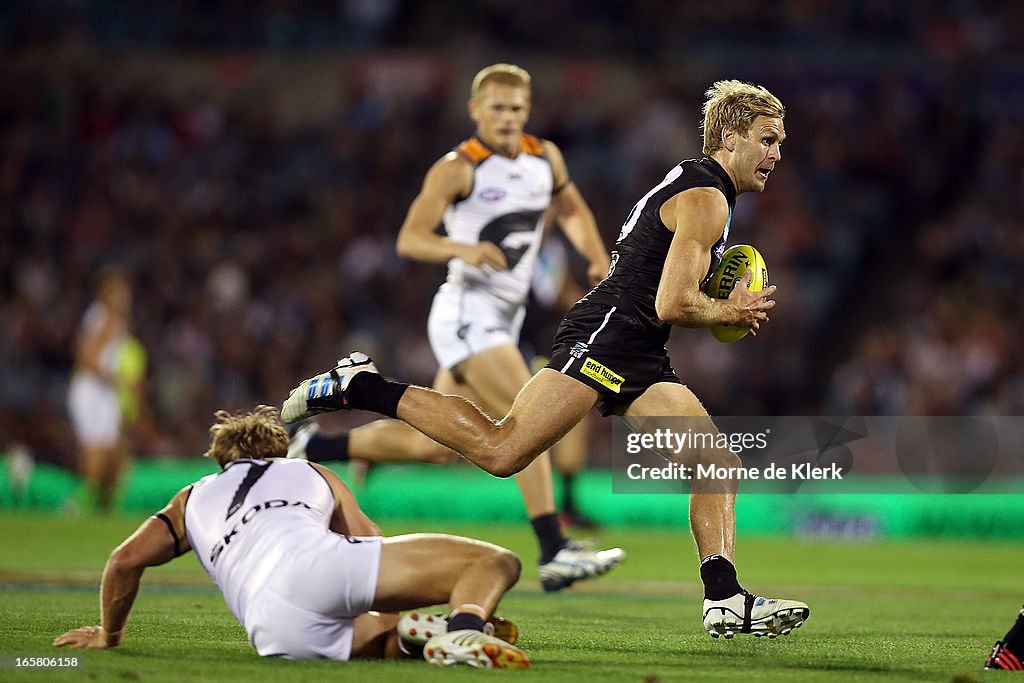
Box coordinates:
[67,268,136,514]
[290,63,623,591]
[54,406,528,669]
[284,80,810,638]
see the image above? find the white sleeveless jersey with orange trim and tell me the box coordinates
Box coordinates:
[184,458,334,625]
[443,134,554,305]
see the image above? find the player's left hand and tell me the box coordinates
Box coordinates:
[53,625,120,649]
[727,270,776,336]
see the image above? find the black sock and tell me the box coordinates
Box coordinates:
[561,472,577,514]
[700,555,743,600]
[531,512,568,564]
[1003,605,1024,649]
[345,372,408,418]
[447,612,485,633]
[305,432,350,463]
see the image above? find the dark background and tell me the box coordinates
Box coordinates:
[2,1,1021,465]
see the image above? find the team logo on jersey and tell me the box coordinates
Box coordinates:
[209,499,313,566]
[479,187,507,202]
[478,210,543,270]
[569,342,588,359]
[580,357,624,393]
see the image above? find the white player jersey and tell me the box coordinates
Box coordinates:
[443,134,554,305]
[184,458,334,624]
[78,301,126,378]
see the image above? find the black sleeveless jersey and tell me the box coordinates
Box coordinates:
[584,157,736,349]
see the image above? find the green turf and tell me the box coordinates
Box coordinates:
[0,513,1016,682]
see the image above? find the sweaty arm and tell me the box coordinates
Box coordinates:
[654,187,776,331]
[310,462,382,538]
[54,487,193,649]
[545,141,610,286]
[395,153,507,270]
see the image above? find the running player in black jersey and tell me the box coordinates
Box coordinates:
[284,80,810,638]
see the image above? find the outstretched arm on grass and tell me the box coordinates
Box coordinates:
[54,488,192,649]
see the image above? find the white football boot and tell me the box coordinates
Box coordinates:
[538,541,626,592]
[423,630,529,669]
[281,352,377,423]
[398,612,518,657]
[702,590,809,638]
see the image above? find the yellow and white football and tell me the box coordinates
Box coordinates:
[703,244,768,343]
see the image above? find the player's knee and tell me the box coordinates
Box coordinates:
[493,548,521,584]
[472,434,524,478]
[720,448,743,470]
[700,446,741,470]
[487,448,536,478]
[487,457,519,479]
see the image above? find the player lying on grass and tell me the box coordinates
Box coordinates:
[54,406,528,669]
[283,80,810,639]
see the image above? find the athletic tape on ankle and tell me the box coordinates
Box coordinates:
[453,603,487,618]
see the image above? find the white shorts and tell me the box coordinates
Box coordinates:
[244,533,382,660]
[427,285,526,370]
[67,372,121,448]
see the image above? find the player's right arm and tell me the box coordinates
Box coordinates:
[395,153,507,270]
[309,462,382,538]
[53,487,192,649]
[655,187,776,332]
[544,140,609,286]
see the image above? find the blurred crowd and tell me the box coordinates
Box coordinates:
[1,2,1021,466]
[4,1,1020,56]
[826,83,1024,416]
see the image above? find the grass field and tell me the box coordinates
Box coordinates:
[0,512,1018,682]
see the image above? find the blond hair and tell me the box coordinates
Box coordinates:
[204,405,288,468]
[471,63,531,100]
[701,80,785,156]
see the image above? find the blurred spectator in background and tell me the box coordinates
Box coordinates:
[66,267,138,512]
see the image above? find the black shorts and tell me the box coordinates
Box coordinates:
[545,301,681,416]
